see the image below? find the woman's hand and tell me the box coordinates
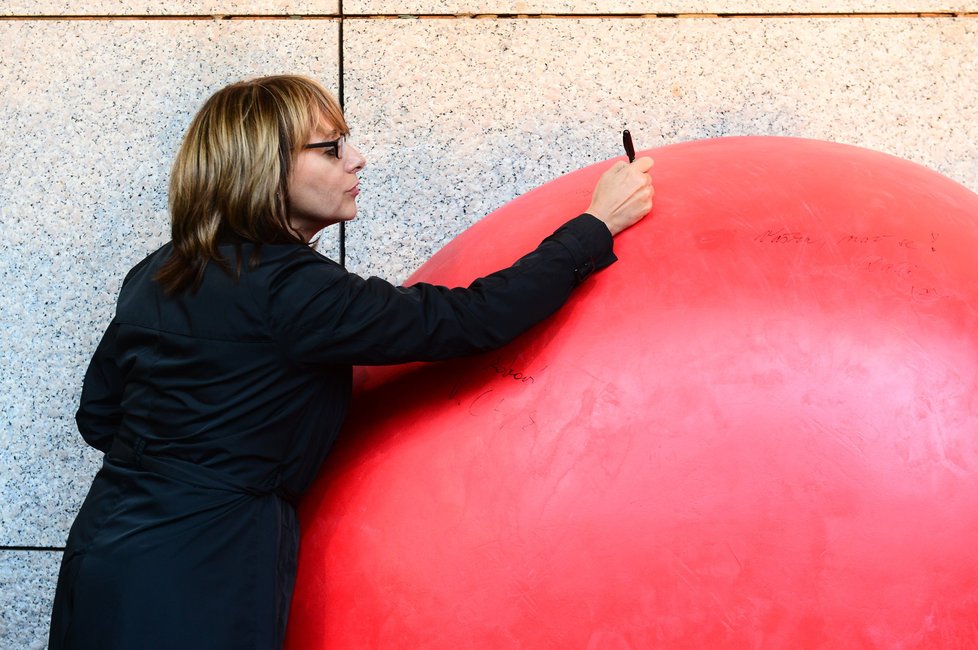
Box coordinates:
[585,157,655,236]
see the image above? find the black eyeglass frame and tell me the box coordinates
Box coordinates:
[302,136,347,159]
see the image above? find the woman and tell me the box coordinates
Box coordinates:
[49,75,654,649]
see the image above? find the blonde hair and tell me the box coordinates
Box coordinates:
[155,75,348,294]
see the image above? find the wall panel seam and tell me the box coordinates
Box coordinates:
[1,12,975,20]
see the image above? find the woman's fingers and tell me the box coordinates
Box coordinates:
[587,157,655,235]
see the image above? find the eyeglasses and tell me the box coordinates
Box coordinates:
[303,135,347,159]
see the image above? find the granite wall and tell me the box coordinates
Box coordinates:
[1,2,976,647]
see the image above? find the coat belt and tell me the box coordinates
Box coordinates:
[108,435,286,499]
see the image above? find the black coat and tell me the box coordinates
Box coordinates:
[48,214,614,649]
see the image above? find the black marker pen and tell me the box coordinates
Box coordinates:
[622,129,635,163]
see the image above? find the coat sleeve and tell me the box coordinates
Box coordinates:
[270,214,616,367]
[75,319,124,453]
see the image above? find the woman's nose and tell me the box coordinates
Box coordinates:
[346,144,366,172]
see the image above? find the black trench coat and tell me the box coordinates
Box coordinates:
[48,214,614,649]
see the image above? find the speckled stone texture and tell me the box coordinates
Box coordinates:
[2,0,338,14]
[343,17,978,282]
[0,551,60,650]
[345,1,978,14]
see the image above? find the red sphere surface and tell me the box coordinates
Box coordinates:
[287,137,978,648]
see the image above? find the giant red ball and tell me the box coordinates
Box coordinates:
[286,137,978,648]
